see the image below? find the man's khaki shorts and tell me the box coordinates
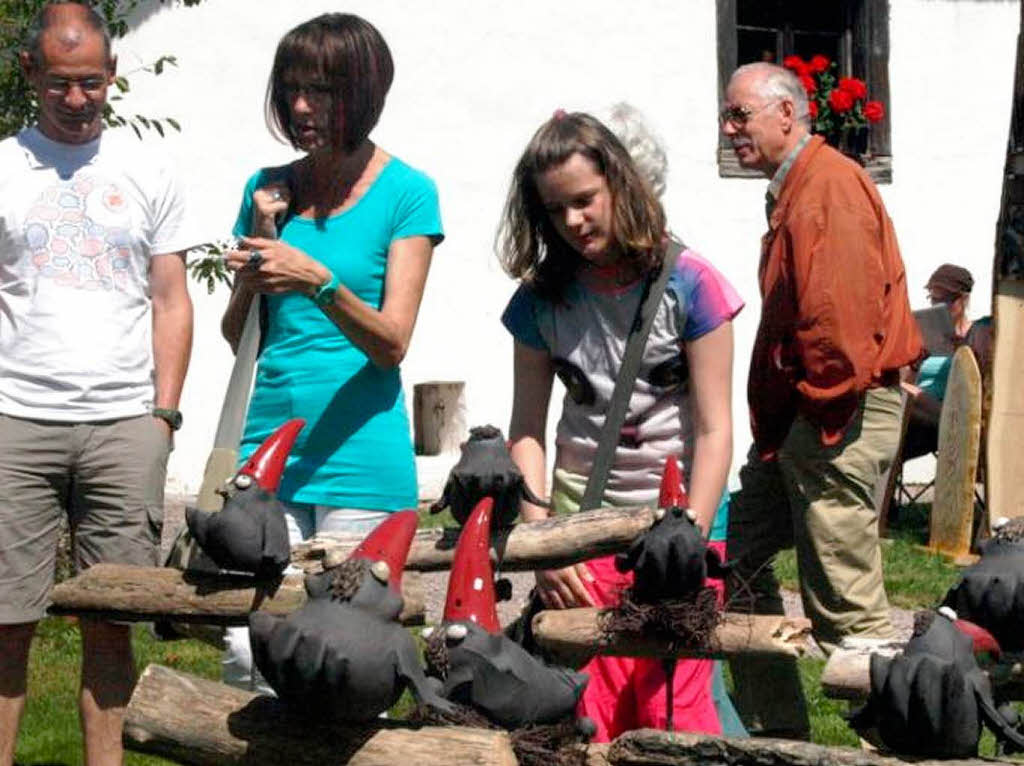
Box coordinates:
[0,413,171,624]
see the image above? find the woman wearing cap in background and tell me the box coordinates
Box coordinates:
[902,264,992,459]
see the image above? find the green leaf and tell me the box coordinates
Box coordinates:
[167,117,181,131]
[152,120,164,137]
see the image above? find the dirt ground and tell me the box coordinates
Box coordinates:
[162,493,914,650]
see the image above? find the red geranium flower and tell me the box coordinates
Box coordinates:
[808,101,819,119]
[828,89,855,113]
[783,55,809,76]
[863,100,885,123]
[808,54,831,73]
[838,77,868,101]
[799,74,817,95]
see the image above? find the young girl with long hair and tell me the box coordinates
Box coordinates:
[498,111,742,740]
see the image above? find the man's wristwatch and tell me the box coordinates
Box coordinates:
[312,270,339,308]
[152,407,183,431]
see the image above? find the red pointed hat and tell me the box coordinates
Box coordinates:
[236,418,306,492]
[348,509,419,591]
[443,497,500,633]
[658,455,690,509]
[955,618,1002,660]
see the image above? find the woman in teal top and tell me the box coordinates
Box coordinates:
[219,13,442,691]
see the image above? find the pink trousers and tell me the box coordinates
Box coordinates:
[575,543,726,742]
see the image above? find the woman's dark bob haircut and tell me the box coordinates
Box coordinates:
[265,13,393,153]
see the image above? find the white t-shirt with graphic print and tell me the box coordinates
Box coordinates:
[0,126,194,421]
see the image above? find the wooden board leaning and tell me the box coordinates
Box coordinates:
[987,0,1024,525]
[930,346,983,560]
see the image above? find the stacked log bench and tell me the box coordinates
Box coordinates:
[125,664,1008,766]
[47,506,1005,765]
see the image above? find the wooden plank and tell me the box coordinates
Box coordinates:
[124,664,518,766]
[930,347,982,557]
[47,564,425,626]
[293,506,657,574]
[715,0,737,153]
[605,728,1005,766]
[989,284,1024,523]
[988,2,1024,526]
[854,0,892,157]
[530,608,811,666]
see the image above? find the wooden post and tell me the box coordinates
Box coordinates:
[293,506,657,574]
[821,642,1024,700]
[530,608,812,666]
[605,728,1002,766]
[47,564,425,626]
[413,381,467,456]
[124,664,518,766]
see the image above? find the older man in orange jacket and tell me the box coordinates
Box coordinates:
[719,62,923,739]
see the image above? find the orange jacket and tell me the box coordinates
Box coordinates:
[749,136,923,457]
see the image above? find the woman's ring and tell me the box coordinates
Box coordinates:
[247,250,263,269]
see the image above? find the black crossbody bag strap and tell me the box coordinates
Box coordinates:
[579,239,683,511]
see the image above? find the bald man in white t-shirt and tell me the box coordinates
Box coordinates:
[0,6,194,765]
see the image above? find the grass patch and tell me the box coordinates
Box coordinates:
[773,502,960,610]
[16,619,220,766]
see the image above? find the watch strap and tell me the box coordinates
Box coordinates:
[152,407,183,430]
[313,270,339,308]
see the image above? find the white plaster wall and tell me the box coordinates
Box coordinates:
[112,0,1018,494]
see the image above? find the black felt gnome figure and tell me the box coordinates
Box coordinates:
[425,497,591,729]
[851,607,1024,757]
[430,425,548,527]
[186,418,304,578]
[248,510,455,722]
[943,518,1024,651]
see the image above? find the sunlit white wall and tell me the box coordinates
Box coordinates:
[112,0,1019,493]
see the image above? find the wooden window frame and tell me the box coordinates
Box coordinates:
[716,0,892,184]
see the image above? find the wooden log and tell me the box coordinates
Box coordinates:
[605,728,1007,766]
[585,743,611,766]
[124,664,517,766]
[819,639,905,700]
[822,642,1024,700]
[530,608,812,665]
[293,506,657,573]
[47,564,425,626]
[413,381,467,456]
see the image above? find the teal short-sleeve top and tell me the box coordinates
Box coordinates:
[232,157,443,510]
